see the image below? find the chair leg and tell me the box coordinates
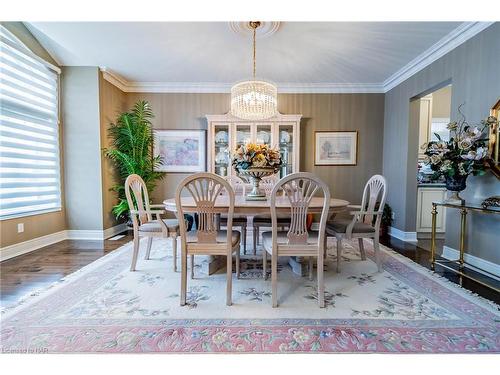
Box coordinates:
[180,249,187,306]
[190,255,195,279]
[318,253,325,308]
[336,237,342,273]
[144,237,153,260]
[271,254,278,308]
[324,235,328,259]
[358,238,366,260]
[236,246,240,279]
[130,236,140,271]
[172,236,178,272]
[242,225,247,255]
[308,257,313,281]
[226,253,233,306]
[374,236,382,272]
[253,225,258,255]
[263,249,267,280]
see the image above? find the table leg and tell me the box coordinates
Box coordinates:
[459,208,467,270]
[430,203,437,270]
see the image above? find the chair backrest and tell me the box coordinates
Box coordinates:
[176,172,235,246]
[359,175,387,228]
[125,174,151,227]
[269,172,330,250]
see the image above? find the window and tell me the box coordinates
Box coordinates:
[0,26,62,219]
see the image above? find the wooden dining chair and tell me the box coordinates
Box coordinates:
[175,173,241,306]
[218,176,248,254]
[252,175,290,255]
[262,172,330,308]
[125,174,179,272]
[325,175,387,273]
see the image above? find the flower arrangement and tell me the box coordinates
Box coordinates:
[232,143,282,171]
[422,106,497,182]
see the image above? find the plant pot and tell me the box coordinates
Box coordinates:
[445,175,467,205]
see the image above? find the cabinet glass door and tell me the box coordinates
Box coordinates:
[255,124,272,145]
[235,124,251,148]
[278,124,294,178]
[213,124,230,176]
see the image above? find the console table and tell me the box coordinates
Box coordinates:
[430,201,500,292]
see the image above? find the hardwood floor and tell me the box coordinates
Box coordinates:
[0,233,133,306]
[380,235,500,304]
[1,231,498,306]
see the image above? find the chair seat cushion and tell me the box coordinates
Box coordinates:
[262,230,319,249]
[326,218,375,234]
[186,230,240,247]
[253,215,290,225]
[139,219,179,232]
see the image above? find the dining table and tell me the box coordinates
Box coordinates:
[163,196,350,275]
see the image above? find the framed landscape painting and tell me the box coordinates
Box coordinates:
[314,131,358,166]
[154,130,206,172]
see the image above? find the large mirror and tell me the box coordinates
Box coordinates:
[487,99,500,179]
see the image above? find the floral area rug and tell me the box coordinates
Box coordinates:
[1,237,498,353]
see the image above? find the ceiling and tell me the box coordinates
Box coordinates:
[25,22,488,92]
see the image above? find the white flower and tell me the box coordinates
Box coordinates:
[446,121,458,131]
[420,142,429,151]
[430,154,442,165]
[465,127,482,140]
[439,160,452,172]
[462,147,487,161]
[458,138,473,151]
[458,162,468,176]
[431,141,449,153]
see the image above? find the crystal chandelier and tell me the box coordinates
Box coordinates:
[231,21,277,120]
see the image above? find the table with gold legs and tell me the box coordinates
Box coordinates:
[430,201,500,293]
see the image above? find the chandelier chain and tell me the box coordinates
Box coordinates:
[252,23,257,78]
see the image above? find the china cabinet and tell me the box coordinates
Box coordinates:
[206,113,302,179]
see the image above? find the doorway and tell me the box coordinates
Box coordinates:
[411,84,452,242]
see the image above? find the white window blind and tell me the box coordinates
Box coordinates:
[0,26,62,220]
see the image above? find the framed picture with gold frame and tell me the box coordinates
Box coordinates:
[487,99,500,179]
[314,131,358,166]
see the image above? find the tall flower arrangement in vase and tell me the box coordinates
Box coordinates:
[422,105,497,204]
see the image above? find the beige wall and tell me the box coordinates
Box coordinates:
[0,22,67,248]
[431,85,452,118]
[125,93,385,206]
[99,75,127,229]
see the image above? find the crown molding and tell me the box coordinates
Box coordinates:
[383,22,494,92]
[100,69,385,94]
[100,22,494,95]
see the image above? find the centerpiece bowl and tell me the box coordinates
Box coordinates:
[232,142,282,201]
[237,166,278,200]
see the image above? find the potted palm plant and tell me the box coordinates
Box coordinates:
[104,100,164,222]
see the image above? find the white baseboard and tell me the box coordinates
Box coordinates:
[0,224,129,262]
[441,245,500,281]
[388,226,417,242]
[0,231,68,262]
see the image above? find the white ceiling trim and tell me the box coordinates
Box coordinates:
[383,21,494,92]
[100,22,494,94]
[100,68,385,93]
